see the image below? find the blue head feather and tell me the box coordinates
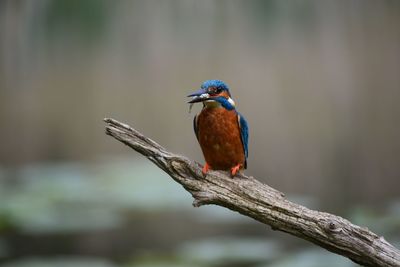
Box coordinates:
[200,80,234,110]
[201,80,231,96]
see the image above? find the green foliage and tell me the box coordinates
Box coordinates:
[44,0,111,41]
[0,212,15,232]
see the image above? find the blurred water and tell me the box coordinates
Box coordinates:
[177,237,281,265]
[263,249,355,267]
[0,159,188,233]
[1,0,400,266]
[0,158,398,266]
[0,257,117,267]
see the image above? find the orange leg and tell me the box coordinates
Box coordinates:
[230,163,242,177]
[202,162,211,175]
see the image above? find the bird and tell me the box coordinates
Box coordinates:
[188,80,249,176]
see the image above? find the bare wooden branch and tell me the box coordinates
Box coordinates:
[104,118,400,267]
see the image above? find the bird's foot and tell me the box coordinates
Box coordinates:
[202,162,210,176]
[230,164,242,177]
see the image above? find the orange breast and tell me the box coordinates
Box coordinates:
[197,107,245,170]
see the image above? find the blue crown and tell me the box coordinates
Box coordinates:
[201,80,230,92]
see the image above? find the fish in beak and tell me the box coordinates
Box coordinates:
[187,88,210,103]
[187,88,211,113]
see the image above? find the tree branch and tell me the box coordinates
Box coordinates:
[104,118,400,267]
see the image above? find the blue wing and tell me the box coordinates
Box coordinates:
[237,113,249,169]
[193,114,199,141]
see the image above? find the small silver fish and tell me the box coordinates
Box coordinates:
[188,94,209,113]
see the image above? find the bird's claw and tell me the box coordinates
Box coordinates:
[230,164,242,177]
[202,162,210,176]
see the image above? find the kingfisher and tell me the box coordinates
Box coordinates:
[188,80,249,176]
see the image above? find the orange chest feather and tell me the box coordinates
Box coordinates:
[196,107,244,169]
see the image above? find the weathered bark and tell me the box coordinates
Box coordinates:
[104,118,400,267]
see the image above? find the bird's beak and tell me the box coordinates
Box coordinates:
[187,88,210,103]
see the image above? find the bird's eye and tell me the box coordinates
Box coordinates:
[209,87,222,94]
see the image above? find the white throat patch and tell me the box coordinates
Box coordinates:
[227,97,235,107]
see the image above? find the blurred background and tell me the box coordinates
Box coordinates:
[0,0,399,266]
